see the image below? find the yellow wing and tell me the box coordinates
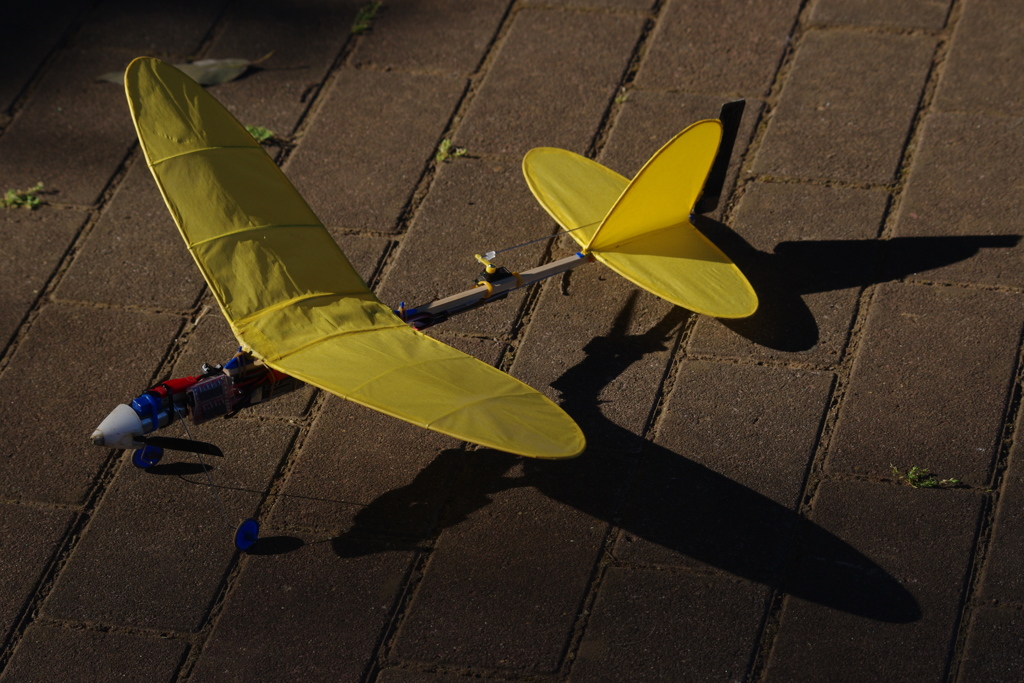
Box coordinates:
[522,122,757,319]
[124,57,584,459]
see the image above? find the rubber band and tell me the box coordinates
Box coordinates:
[477,280,494,299]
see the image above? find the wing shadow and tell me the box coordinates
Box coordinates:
[333,295,920,622]
[692,214,1020,352]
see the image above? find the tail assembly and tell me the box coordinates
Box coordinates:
[522,102,757,319]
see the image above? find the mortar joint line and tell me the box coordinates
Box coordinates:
[0,143,141,377]
[266,3,528,679]
[0,0,100,138]
[173,27,384,680]
[0,9,244,656]
[363,4,532,674]
[945,275,1024,681]
[722,0,857,678]
[749,1,972,676]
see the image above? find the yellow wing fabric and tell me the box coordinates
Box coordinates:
[125,57,584,458]
[522,122,757,319]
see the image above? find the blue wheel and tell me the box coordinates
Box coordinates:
[235,518,259,551]
[131,445,163,468]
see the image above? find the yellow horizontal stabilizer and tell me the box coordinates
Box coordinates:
[124,57,584,459]
[522,122,757,318]
[522,147,628,246]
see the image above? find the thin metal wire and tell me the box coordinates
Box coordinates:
[486,224,591,259]
[175,405,232,531]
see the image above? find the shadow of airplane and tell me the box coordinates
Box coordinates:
[321,225,1020,621]
[692,214,1020,351]
[331,291,929,622]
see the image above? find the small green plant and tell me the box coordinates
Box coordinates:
[245,125,275,143]
[891,464,963,489]
[435,138,467,162]
[614,90,629,104]
[352,1,382,34]
[2,182,44,209]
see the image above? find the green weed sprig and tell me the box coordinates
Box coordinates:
[891,464,963,489]
[2,182,44,209]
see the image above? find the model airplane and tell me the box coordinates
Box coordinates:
[90,57,756,549]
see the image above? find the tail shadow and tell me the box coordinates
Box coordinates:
[693,214,1019,351]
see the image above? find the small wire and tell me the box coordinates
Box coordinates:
[175,405,232,531]
[485,224,592,260]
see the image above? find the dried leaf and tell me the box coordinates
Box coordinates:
[97,52,275,86]
[96,71,124,84]
[176,58,250,85]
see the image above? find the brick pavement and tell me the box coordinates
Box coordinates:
[1,0,1022,681]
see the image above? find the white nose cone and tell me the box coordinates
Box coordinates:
[92,404,144,449]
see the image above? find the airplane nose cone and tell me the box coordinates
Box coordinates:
[92,404,144,449]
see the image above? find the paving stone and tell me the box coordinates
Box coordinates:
[0,505,74,644]
[635,0,802,97]
[268,336,502,536]
[42,420,295,631]
[375,155,554,339]
[204,0,357,137]
[571,567,768,682]
[351,0,509,75]
[0,305,182,504]
[935,0,1024,116]
[890,112,1024,289]
[959,605,1024,683]
[809,0,950,30]
[688,181,889,362]
[71,0,226,53]
[392,453,632,672]
[510,251,683,455]
[753,30,935,185]
[0,47,138,207]
[765,480,983,681]
[615,361,832,573]
[56,160,204,310]
[455,9,644,157]
[337,232,395,283]
[977,458,1024,604]
[658,362,831,506]
[0,208,86,350]
[601,91,762,221]
[0,623,187,683]
[0,0,86,114]
[827,283,1024,486]
[286,68,465,233]
[190,538,415,682]
[267,396,463,537]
